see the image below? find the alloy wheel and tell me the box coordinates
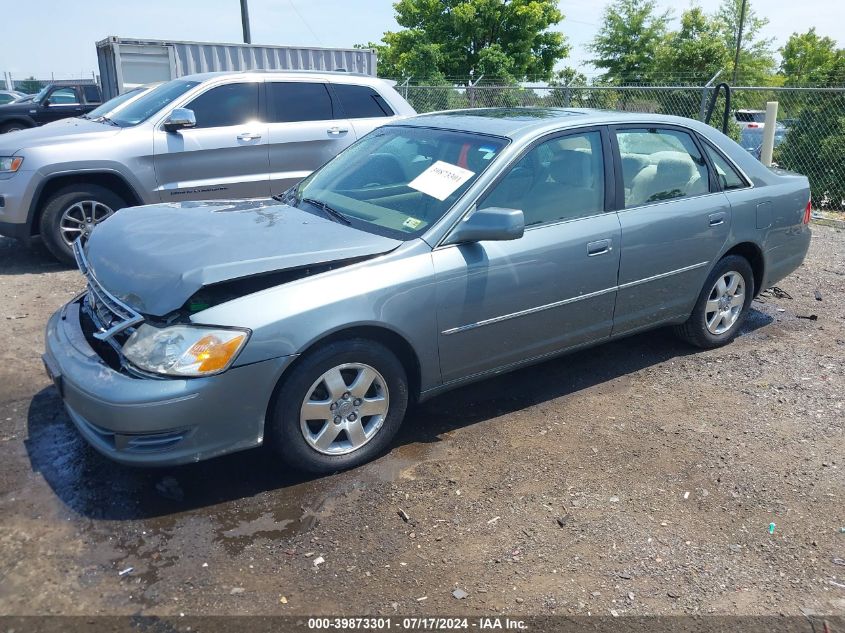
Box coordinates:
[59,200,114,246]
[300,363,390,455]
[705,270,746,335]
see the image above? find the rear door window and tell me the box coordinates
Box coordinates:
[333,84,394,118]
[82,85,101,103]
[267,82,334,122]
[616,128,710,208]
[184,82,259,129]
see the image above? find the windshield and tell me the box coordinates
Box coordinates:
[289,126,508,239]
[741,127,787,150]
[84,87,145,119]
[109,79,200,127]
[34,86,50,102]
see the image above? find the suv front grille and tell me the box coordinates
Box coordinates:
[73,240,144,342]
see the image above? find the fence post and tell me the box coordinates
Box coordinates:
[468,74,484,109]
[760,101,779,166]
[699,70,723,122]
[400,76,411,101]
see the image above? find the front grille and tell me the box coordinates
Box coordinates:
[73,240,144,342]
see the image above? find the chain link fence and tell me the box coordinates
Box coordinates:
[400,82,845,211]
[2,72,98,95]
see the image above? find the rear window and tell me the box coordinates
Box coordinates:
[735,111,765,123]
[83,85,101,103]
[333,84,394,118]
[268,82,334,122]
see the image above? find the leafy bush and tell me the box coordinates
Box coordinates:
[776,94,845,210]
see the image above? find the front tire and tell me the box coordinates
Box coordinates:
[39,184,127,265]
[674,255,754,349]
[267,338,409,474]
[0,122,29,134]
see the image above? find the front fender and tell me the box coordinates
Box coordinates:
[192,241,443,391]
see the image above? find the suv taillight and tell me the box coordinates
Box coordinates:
[803,199,812,225]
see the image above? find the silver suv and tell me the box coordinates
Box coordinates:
[0,71,415,263]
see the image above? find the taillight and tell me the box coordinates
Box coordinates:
[803,199,812,225]
[748,123,760,128]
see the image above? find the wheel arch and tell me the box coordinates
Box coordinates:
[722,241,765,297]
[0,117,36,131]
[28,171,144,236]
[266,324,423,425]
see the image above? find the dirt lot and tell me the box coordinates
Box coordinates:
[0,227,843,618]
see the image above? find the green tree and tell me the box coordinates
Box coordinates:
[779,28,845,86]
[715,0,776,84]
[656,7,731,84]
[589,0,671,84]
[777,94,845,209]
[365,0,569,84]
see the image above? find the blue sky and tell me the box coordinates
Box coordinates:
[1,0,841,80]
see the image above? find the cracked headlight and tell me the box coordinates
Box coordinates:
[122,324,250,377]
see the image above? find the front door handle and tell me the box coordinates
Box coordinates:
[327,126,349,135]
[709,212,726,227]
[587,238,612,256]
[237,132,262,141]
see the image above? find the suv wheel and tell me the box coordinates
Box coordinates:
[0,122,28,134]
[267,338,409,474]
[39,184,128,265]
[674,255,754,349]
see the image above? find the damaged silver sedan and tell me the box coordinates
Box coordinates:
[43,108,811,472]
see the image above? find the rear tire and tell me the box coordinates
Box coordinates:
[674,255,754,349]
[39,184,128,265]
[267,338,409,474]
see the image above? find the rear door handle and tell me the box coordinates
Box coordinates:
[587,238,612,256]
[709,212,726,227]
[237,132,262,141]
[327,126,349,135]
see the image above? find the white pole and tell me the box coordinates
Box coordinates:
[760,101,779,166]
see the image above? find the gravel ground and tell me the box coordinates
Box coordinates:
[0,227,843,617]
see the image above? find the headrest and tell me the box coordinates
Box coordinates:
[622,154,648,176]
[656,157,695,184]
[548,149,591,187]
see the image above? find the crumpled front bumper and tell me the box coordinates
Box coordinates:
[43,298,294,466]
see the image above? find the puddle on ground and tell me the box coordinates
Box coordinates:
[19,388,441,605]
[210,443,431,554]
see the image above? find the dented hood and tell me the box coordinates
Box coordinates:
[85,199,402,316]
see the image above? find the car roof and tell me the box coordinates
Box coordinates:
[178,69,393,86]
[392,107,716,140]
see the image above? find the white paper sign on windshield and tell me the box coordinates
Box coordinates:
[408,161,475,201]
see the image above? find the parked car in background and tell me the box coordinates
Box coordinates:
[740,123,787,160]
[734,109,767,129]
[0,90,28,105]
[43,108,812,473]
[0,71,415,263]
[0,82,103,133]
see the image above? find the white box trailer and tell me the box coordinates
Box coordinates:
[96,36,378,99]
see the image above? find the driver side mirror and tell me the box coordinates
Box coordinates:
[163,108,196,132]
[41,98,51,106]
[442,207,525,246]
